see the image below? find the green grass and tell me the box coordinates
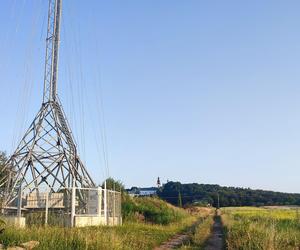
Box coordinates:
[221,207,300,250]
[0,218,197,250]
[122,196,188,224]
[0,197,201,250]
[179,215,214,250]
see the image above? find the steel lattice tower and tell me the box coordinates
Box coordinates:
[1,0,95,207]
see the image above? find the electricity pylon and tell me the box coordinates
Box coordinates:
[1,0,95,207]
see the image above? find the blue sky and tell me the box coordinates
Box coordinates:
[1,0,300,192]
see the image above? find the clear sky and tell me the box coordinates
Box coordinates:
[1,0,300,193]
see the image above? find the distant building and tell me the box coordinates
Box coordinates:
[140,187,157,196]
[127,187,158,197]
[157,177,161,188]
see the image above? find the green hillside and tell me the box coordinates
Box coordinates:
[122,195,188,224]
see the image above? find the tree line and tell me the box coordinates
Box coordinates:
[2,150,300,208]
[157,181,300,207]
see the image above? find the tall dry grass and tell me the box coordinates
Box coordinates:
[0,197,201,250]
[222,207,300,250]
[0,216,198,250]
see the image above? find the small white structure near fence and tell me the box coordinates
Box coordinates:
[3,186,122,228]
[69,187,122,227]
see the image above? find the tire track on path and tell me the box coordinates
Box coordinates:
[204,212,224,250]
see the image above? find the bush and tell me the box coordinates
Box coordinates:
[122,196,187,225]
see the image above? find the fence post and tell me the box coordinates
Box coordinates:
[71,186,76,227]
[104,181,107,225]
[17,186,22,218]
[45,191,49,225]
[113,184,116,226]
[98,186,102,217]
[119,191,122,225]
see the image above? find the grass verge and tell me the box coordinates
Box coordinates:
[1,217,197,250]
[0,197,202,250]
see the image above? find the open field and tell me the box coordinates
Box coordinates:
[222,207,300,250]
[5,197,300,250]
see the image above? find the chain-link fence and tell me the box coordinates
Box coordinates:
[1,187,122,227]
[65,187,122,227]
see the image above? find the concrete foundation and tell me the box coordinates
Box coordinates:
[4,217,26,228]
[2,215,121,228]
[74,216,122,227]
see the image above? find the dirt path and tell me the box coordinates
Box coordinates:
[204,215,224,250]
[154,219,203,250]
[154,233,190,250]
[154,208,223,250]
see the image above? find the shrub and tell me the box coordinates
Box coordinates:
[122,196,187,225]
